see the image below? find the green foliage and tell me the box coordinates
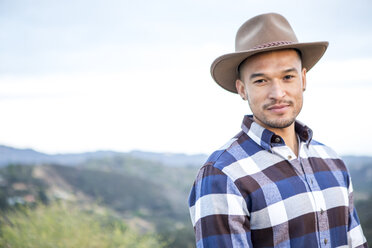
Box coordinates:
[51,164,173,216]
[50,164,198,248]
[0,203,165,248]
[0,161,197,248]
[82,155,198,194]
[346,160,372,244]
[355,196,372,245]
[81,156,198,221]
[0,164,48,210]
[0,164,45,188]
[348,164,372,194]
[69,157,199,247]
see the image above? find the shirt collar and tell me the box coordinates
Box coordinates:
[241,115,313,151]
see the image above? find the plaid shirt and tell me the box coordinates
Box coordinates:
[189,115,368,248]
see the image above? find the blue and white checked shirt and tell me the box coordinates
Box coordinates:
[189,115,367,247]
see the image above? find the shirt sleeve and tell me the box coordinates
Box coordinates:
[188,163,252,248]
[347,175,368,248]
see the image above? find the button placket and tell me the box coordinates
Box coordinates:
[300,147,331,247]
[317,206,330,247]
[299,158,316,189]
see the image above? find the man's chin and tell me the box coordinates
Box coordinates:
[254,115,295,129]
[265,117,295,129]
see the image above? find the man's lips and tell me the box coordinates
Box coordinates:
[266,104,290,114]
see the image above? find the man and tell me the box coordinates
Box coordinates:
[188,13,368,248]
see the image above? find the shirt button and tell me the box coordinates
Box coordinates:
[274,137,281,143]
[324,238,328,245]
[287,155,292,160]
[320,209,324,215]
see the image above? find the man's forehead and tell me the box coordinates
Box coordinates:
[239,49,302,75]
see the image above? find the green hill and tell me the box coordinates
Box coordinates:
[0,202,164,248]
[0,156,198,248]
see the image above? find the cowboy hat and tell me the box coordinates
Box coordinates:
[210,13,329,93]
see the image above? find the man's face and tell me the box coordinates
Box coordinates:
[236,49,307,131]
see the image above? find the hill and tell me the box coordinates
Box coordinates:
[0,145,207,167]
[0,155,199,247]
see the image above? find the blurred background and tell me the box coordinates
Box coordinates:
[0,0,371,247]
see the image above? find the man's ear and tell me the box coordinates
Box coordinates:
[302,68,307,92]
[236,79,246,100]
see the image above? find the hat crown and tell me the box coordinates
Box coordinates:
[235,13,299,52]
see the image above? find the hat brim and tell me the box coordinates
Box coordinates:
[210,41,329,93]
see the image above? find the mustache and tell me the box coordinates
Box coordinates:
[263,100,293,109]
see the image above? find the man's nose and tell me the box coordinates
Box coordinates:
[268,81,286,99]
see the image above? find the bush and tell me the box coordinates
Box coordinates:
[0,203,165,248]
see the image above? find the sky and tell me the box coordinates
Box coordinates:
[0,0,371,156]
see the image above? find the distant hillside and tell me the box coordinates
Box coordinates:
[128,150,207,167]
[0,156,199,248]
[0,145,120,167]
[0,145,207,168]
[344,156,372,198]
[343,155,372,169]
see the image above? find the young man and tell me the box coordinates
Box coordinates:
[188,13,368,248]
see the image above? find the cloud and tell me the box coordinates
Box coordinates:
[309,58,372,87]
[0,0,371,154]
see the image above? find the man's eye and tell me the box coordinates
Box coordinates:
[254,79,265,84]
[284,75,294,80]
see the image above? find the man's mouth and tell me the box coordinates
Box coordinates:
[266,104,290,114]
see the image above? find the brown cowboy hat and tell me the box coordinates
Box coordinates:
[210,13,329,93]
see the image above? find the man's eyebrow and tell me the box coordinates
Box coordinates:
[283,68,298,73]
[249,73,265,80]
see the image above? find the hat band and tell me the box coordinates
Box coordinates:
[251,41,295,50]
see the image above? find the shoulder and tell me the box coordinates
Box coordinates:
[306,139,356,191]
[202,130,253,171]
[307,138,350,176]
[308,139,343,160]
[188,130,250,202]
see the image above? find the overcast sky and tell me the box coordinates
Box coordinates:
[0,0,371,156]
